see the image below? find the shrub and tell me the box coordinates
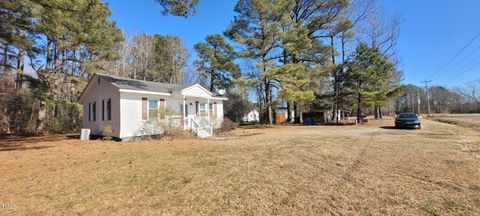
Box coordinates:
[138,108,193,139]
[221,117,237,132]
[47,101,82,134]
[103,125,114,140]
[163,123,192,139]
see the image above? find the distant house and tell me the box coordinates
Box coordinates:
[78,74,227,140]
[275,106,295,124]
[242,109,259,123]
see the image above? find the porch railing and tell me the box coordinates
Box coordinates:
[196,117,213,137]
[190,116,200,135]
[169,115,213,137]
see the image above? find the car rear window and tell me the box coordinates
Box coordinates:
[398,114,417,118]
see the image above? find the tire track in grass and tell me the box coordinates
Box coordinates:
[325,128,381,212]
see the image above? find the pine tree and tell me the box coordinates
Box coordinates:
[194,34,240,92]
[152,35,189,84]
[225,0,287,125]
[155,0,199,17]
[345,43,402,124]
[0,0,124,134]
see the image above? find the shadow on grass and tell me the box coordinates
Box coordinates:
[380,126,417,130]
[238,132,263,137]
[0,145,52,152]
[0,134,79,152]
[239,125,273,129]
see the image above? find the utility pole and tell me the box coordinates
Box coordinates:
[417,90,421,115]
[411,94,415,113]
[421,80,432,118]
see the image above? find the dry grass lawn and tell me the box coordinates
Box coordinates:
[1,117,480,215]
[432,113,480,132]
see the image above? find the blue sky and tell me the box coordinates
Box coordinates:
[104,0,480,88]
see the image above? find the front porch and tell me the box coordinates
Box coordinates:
[168,96,220,138]
[152,84,226,138]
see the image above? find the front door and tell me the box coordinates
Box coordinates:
[186,102,194,118]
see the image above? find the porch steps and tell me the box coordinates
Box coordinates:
[197,129,211,138]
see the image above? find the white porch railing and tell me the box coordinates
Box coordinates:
[195,116,213,137]
[176,116,213,137]
[190,116,199,135]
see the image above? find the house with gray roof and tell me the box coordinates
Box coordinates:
[78,74,227,140]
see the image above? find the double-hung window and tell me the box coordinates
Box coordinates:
[148,99,158,120]
[92,102,96,121]
[102,100,105,121]
[102,99,112,121]
[88,103,91,122]
[199,102,207,116]
[107,99,112,121]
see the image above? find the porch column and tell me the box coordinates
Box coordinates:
[183,96,186,128]
[207,98,210,120]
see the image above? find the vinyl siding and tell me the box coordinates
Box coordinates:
[119,93,178,138]
[81,74,121,137]
[80,82,227,138]
[210,99,224,128]
[119,92,145,138]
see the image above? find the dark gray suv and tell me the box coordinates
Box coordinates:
[395,113,421,129]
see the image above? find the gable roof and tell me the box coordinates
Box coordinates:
[98,74,186,94]
[180,84,213,96]
[79,73,227,102]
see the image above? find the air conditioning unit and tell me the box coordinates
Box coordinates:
[81,128,91,141]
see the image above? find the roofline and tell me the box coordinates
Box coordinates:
[78,73,99,102]
[211,96,228,101]
[78,73,225,101]
[181,84,213,96]
[119,89,172,96]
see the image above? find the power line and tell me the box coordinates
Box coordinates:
[425,31,480,80]
[434,43,480,83]
[438,57,480,85]
[440,59,480,86]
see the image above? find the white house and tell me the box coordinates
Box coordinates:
[78,74,227,140]
[242,110,259,123]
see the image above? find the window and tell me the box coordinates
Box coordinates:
[107,99,112,121]
[88,103,91,122]
[398,113,418,119]
[142,97,147,120]
[159,99,165,108]
[102,100,105,121]
[92,102,96,121]
[181,103,188,116]
[148,99,158,120]
[199,102,207,116]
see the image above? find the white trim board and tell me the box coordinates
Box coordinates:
[119,89,172,96]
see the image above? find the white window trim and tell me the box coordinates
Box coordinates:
[147,99,159,120]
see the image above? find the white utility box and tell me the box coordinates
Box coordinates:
[80,128,90,141]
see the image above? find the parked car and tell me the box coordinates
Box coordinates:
[395,113,421,129]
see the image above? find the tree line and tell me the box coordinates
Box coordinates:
[0,0,478,135]
[0,0,198,134]
[396,83,480,114]
[222,0,404,124]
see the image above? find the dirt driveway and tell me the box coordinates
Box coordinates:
[0,118,479,215]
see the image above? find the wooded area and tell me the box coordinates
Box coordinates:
[1,0,479,135]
